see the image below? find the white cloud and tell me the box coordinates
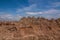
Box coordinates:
[43,9,60,14]
[16,2,60,15]
[52,2,60,7]
[16,4,37,13]
[26,9,60,15]
[16,2,60,19]
[0,14,13,19]
[26,12,43,15]
[15,14,22,20]
[0,13,22,21]
[44,2,60,9]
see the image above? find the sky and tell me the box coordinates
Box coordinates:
[0,0,60,21]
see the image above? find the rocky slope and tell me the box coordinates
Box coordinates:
[0,17,60,40]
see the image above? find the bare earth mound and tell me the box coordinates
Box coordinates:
[0,17,60,40]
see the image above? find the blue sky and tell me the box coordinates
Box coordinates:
[0,0,60,20]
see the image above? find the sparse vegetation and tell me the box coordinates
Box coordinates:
[0,17,60,40]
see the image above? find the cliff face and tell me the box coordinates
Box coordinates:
[0,17,60,40]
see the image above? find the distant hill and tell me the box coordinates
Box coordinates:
[0,17,60,40]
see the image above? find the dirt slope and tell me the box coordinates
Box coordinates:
[0,17,60,40]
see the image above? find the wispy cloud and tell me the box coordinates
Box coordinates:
[16,4,37,13]
[52,2,60,7]
[0,12,22,21]
[0,14,13,19]
[16,1,60,14]
[26,12,42,15]
[16,1,60,19]
[26,9,60,15]
[26,9,60,19]
[46,2,60,8]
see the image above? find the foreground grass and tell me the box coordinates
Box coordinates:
[0,17,60,40]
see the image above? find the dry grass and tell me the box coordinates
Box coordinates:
[0,17,60,40]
